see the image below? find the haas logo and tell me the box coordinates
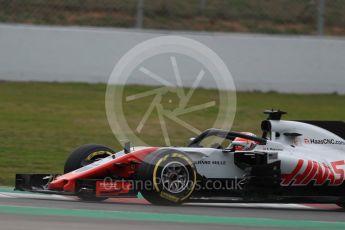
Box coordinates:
[281,160,345,186]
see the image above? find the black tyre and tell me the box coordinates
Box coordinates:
[64,144,114,173]
[336,203,345,209]
[139,149,197,205]
[64,144,115,201]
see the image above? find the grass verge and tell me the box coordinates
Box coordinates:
[0,0,345,35]
[0,81,344,185]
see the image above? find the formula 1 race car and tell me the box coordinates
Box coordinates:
[15,110,345,208]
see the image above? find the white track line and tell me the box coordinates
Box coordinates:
[0,191,318,210]
[186,203,313,209]
[0,193,13,198]
[0,192,76,201]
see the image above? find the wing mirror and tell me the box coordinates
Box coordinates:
[120,140,131,154]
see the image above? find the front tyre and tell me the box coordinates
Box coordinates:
[64,144,114,173]
[139,149,197,205]
[64,144,115,201]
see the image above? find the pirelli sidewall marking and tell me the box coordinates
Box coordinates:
[152,153,196,203]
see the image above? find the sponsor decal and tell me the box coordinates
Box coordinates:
[263,147,283,151]
[281,159,345,186]
[304,138,345,145]
[195,160,226,165]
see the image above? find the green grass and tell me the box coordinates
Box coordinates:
[0,81,344,186]
[0,0,344,35]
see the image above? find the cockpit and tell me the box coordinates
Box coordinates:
[188,128,267,151]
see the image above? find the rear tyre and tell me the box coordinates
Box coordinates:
[139,149,197,205]
[64,144,115,201]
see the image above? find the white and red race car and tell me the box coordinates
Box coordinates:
[16,110,345,208]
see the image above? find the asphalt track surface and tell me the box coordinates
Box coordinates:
[0,187,344,230]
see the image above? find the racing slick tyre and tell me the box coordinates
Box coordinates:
[64,144,115,201]
[139,149,197,206]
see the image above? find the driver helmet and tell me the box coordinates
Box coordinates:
[232,132,257,151]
